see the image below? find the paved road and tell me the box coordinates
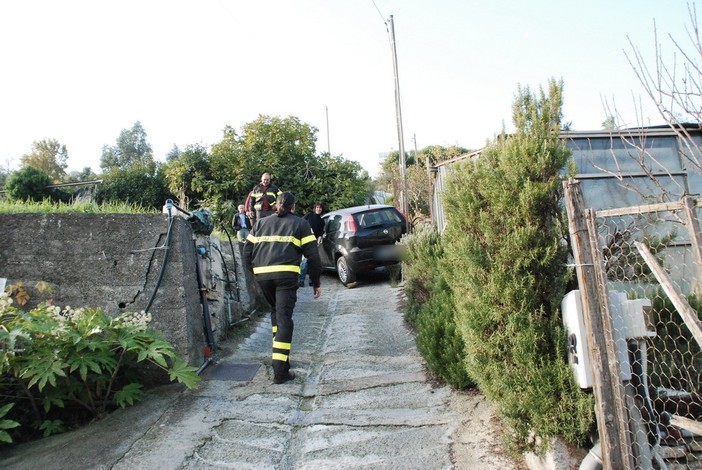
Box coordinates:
[0,272,519,469]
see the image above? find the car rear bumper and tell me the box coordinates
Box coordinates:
[346,245,403,271]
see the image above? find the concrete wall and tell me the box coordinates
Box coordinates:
[0,213,260,368]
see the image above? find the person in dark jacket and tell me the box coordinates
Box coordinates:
[232,204,253,242]
[246,172,282,221]
[243,192,321,384]
[299,202,324,286]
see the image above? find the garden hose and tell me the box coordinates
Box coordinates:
[144,202,175,313]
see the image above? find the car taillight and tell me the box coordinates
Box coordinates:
[345,214,358,232]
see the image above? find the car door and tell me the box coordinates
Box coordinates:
[319,213,341,269]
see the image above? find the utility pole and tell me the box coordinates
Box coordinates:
[388,15,408,219]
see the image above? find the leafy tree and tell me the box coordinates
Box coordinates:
[96,161,172,210]
[0,159,13,189]
[64,167,98,183]
[100,121,153,171]
[418,144,468,165]
[377,145,468,221]
[441,79,593,453]
[378,150,415,204]
[182,115,371,227]
[163,144,212,210]
[237,115,318,182]
[20,139,68,182]
[166,144,181,162]
[295,152,371,212]
[4,167,53,201]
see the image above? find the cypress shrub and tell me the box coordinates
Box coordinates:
[402,225,443,326]
[402,226,475,388]
[415,278,475,389]
[441,79,594,453]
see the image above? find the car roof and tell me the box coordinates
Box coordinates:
[324,204,398,216]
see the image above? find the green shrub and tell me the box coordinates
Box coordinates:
[402,226,444,326]
[4,167,52,202]
[0,404,19,443]
[0,286,199,445]
[95,162,173,210]
[402,226,475,388]
[441,80,593,454]
[415,282,474,389]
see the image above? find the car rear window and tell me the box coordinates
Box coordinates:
[355,208,403,228]
[325,214,342,232]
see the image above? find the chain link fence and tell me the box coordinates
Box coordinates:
[565,181,702,469]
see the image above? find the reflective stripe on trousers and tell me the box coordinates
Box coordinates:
[257,277,299,377]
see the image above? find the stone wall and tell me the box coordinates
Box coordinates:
[0,213,259,367]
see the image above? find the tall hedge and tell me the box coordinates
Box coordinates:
[402,226,474,389]
[441,79,594,453]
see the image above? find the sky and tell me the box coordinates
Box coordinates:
[0,0,695,178]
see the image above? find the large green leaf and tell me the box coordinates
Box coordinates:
[168,358,201,389]
[114,383,144,408]
[22,356,68,391]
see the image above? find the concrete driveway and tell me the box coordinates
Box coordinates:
[0,271,522,469]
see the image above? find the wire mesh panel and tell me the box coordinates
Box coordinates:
[595,196,702,468]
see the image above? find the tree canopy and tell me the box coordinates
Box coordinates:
[20,139,68,182]
[377,144,468,219]
[100,121,153,171]
[95,161,171,210]
[621,4,702,175]
[7,116,371,219]
[93,122,170,209]
[164,114,372,226]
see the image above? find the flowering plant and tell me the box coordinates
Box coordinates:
[0,285,200,444]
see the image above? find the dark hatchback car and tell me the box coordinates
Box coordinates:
[318,204,407,286]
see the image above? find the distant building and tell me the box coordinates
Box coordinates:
[376,151,391,175]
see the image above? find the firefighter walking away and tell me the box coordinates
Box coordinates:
[243,191,322,384]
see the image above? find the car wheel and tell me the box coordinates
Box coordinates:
[336,256,356,286]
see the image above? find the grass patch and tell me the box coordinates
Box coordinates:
[0,199,157,214]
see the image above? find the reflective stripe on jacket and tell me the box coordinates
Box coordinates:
[247,183,281,211]
[243,212,322,285]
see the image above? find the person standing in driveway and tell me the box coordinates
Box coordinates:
[246,172,281,222]
[299,202,324,286]
[243,192,322,384]
[232,204,253,242]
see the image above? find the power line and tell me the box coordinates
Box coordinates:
[370,0,388,30]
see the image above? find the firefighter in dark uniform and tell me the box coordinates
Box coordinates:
[246,172,282,221]
[243,191,322,384]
